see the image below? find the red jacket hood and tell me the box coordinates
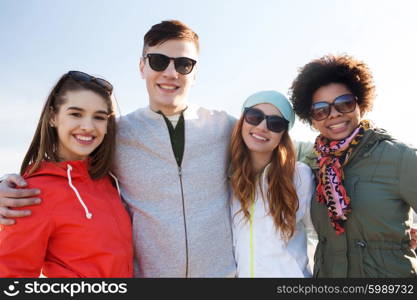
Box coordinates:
[24,160,91,181]
[1,159,132,278]
[24,160,120,220]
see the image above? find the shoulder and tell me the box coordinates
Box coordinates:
[380,138,415,153]
[187,104,236,123]
[117,108,144,129]
[24,174,69,208]
[374,133,417,164]
[365,127,410,153]
[185,104,237,136]
[394,141,417,173]
[116,107,153,142]
[13,175,63,217]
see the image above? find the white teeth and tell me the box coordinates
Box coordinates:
[159,84,177,90]
[329,122,346,129]
[75,135,93,141]
[251,133,268,141]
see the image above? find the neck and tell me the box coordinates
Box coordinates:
[150,102,187,116]
[250,152,272,174]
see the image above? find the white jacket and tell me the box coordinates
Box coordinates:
[231,161,315,277]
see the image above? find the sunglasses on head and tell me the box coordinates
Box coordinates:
[144,53,197,75]
[310,94,357,121]
[67,71,113,95]
[243,107,289,133]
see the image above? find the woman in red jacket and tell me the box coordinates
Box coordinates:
[0,71,133,278]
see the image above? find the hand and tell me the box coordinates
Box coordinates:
[411,228,417,250]
[0,174,41,225]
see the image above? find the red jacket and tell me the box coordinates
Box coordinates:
[0,160,133,278]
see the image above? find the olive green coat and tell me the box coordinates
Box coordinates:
[303,128,417,278]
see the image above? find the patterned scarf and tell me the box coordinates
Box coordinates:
[314,120,371,235]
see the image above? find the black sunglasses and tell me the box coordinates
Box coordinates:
[67,71,113,95]
[311,94,357,121]
[243,107,289,133]
[144,53,197,75]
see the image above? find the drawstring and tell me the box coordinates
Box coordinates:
[66,164,93,219]
[109,172,121,196]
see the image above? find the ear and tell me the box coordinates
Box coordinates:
[190,68,197,86]
[49,107,57,128]
[310,121,318,131]
[49,118,56,128]
[139,59,145,79]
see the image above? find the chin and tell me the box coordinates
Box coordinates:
[326,131,351,141]
[247,145,272,154]
[323,123,356,140]
[159,99,181,108]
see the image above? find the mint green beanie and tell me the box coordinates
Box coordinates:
[242,90,295,130]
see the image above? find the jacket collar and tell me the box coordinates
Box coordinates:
[305,127,394,170]
[142,103,201,121]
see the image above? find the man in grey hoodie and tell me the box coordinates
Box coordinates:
[0,20,237,277]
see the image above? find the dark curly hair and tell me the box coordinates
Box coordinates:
[289,54,375,124]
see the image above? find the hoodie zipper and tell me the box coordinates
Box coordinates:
[158,110,189,277]
[178,165,189,277]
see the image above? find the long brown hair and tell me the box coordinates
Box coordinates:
[20,72,116,179]
[230,117,299,242]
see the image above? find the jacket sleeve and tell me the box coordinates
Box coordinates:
[294,140,314,163]
[399,145,417,212]
[229,192,237,255]
[295,162,317,236]
[0,189,54,277]
[294,162,318,274]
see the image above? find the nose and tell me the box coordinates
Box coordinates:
[255,119,268,131]
[328,103,343,119]
[162,60,178,78]
[79,117,95,131]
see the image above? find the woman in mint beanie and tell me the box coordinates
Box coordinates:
[229,90,315,277]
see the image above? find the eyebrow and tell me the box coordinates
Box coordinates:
[66,106,108,115]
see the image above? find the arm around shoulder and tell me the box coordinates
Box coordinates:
[294,140,314,162]
[0,174,41,225]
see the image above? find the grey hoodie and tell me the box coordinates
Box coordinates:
[113,104,237,277]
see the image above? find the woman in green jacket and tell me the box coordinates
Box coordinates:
[289,54,417,277]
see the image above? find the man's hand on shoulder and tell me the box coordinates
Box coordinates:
[0,174,41,225]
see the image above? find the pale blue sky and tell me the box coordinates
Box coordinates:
[1,0,416,173]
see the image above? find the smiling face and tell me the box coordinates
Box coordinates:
[311,83,362,141]
[242,103,284,159]
[50,90,109,161]
[139,39,198,115]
